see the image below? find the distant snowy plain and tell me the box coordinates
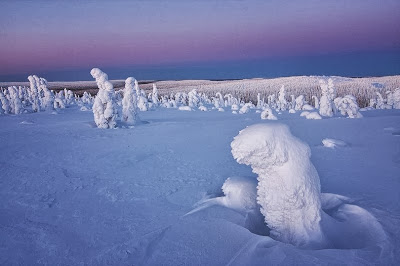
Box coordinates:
[1,105,400,265]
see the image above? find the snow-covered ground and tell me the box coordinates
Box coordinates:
[1,106,400,265]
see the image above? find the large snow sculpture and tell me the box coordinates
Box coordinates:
[122,77,140,125]
[231,124,324,247]
[91,68,118,129]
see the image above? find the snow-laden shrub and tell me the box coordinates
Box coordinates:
[300,111,310,117]
[54,91,66,109]
[277,85,287,111]
[91,68,118,129]
[137,88,149,111]
[260,106,277,120]
[336,95,363,118]
[122,77,140,125]
[289,108,296,114]
[231,124,324,247]
[319,79,335,117]
[393,88,400,109]
[294,95,305,111]
[8,86,24,114]
[64,89,75,105]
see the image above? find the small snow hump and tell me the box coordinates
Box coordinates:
[322,138,347,148]
[231,124,324,247]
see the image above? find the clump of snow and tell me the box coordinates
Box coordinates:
[322,138,347,148]
[288,109,296,114]
[91,68,118,129]
[306,112,322,120]
[231,124,324,247]
[122,77,140,125]
[260,107,277,120]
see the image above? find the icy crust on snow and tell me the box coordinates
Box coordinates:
[231,124,324,247]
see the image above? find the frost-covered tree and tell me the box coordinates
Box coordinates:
[91,68,118,129]
[386,91,394,108]
[336,95,363,118]
[256,93,265,109]
[151,84,159,106]
[188,89,200,108]
[267,94,277,110]
[8,86,24,114]
[27,75,41,112]
[319,79,335,117]
[38,77,54,111]
[0,89,10,114]
[54,91,66,109]
[122,77,140,125]
[277,85,287,111]
[376,92,385,109]
[231,124,324,247]
[393,88,400,109]
[294,95,305,111]
[312,96,319,109]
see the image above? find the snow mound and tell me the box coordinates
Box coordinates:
[306,112,322,120]
[198,106,208,111]
[322,138,347,148]
[302,104,314,111]
[300,111,310,117]
[231,124,324,247]
[260,108,277,120]
[178,106,192,111]
[218,107,225,112]
[289,109,296,114]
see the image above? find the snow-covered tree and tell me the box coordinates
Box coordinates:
[122,77,140,125]
[294,95,305,111]
[393,88,400,109]
[8,86,24,114]
[336,95,363,118]
[54,91,66,109]
[319,79,334,117]
[151,84,159,106]
[188,89,200,108]
[231,124,324,247]
[38,78,54,111]
[0,89,10,114]
[27,75,41,112]
[312,96,319,109]
[277,85,287,111]
[91,68,118,129]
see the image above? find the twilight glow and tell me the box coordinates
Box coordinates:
[0,0,399,81]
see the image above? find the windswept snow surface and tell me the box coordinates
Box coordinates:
[1,107,400,265]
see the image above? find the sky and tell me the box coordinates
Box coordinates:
[0,0,399,81]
